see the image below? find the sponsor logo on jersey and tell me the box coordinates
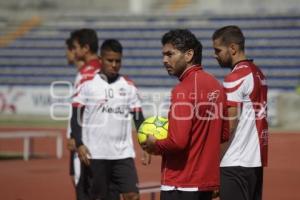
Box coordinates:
[207,90,220,103]
[100,104,129,116]
[119,88,127,96]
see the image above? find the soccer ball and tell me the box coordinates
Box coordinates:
[137,116,168,144]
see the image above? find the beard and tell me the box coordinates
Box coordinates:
[164,54,187,77]
[218,55,233,69]
[165,63,186,77]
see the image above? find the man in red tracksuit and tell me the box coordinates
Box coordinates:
[142,29,228,200]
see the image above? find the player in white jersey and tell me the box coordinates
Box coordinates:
[68,29,101,200]
[212,26,268,200]
[71,39,148,200]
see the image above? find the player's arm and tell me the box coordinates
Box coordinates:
[131,109,152,165]
[127,82,153,163]
[155,107,192,154]
[145,87,192,155]
[221,106,239,158]
[70,106,84,147]
[66,138,76,151]
[221,67,251,158]
[70,105,91,166]
[131,108,145,131]
[66,123,76,151]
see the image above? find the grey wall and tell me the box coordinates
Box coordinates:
[0,0,299,14]
[195,0,300,15]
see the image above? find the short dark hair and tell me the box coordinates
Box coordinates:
[161,29,202,65]
[100,39,123,54]
[65,38,73,50]
[212,25,245,51]
[70,28,99,53]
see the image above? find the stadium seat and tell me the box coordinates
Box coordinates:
[0,14,300,90]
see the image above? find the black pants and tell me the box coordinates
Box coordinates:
[220,166,263,200]
[160,190,212,200]
[69,150,75,175]
[76,172,90,200]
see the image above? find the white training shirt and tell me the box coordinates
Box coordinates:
[73,74,141,159]
[66,59,100,138]
[221,60,268,167]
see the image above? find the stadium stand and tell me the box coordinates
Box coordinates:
[0,14,300,90]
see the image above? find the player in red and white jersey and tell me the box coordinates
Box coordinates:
[65,37,85,188]
[212,25,268,200]
[71,29,101,91]
[67,28,101,200]
[71,39,148,200]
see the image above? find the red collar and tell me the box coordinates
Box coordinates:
[232,59,252,71]
[179,65,202,81]
[80,58,101,73]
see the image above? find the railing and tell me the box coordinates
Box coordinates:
[0,131,63,160]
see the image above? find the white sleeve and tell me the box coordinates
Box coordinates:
[223,73,253,106]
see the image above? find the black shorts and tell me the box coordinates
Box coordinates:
[220,166,263,200]
[109,158,139,194]
[160,190,212,200]
[79,158,139,200]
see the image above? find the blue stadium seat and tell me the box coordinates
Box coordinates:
[0,14,300,90]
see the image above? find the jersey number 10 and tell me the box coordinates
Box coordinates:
[105,88,114,98]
